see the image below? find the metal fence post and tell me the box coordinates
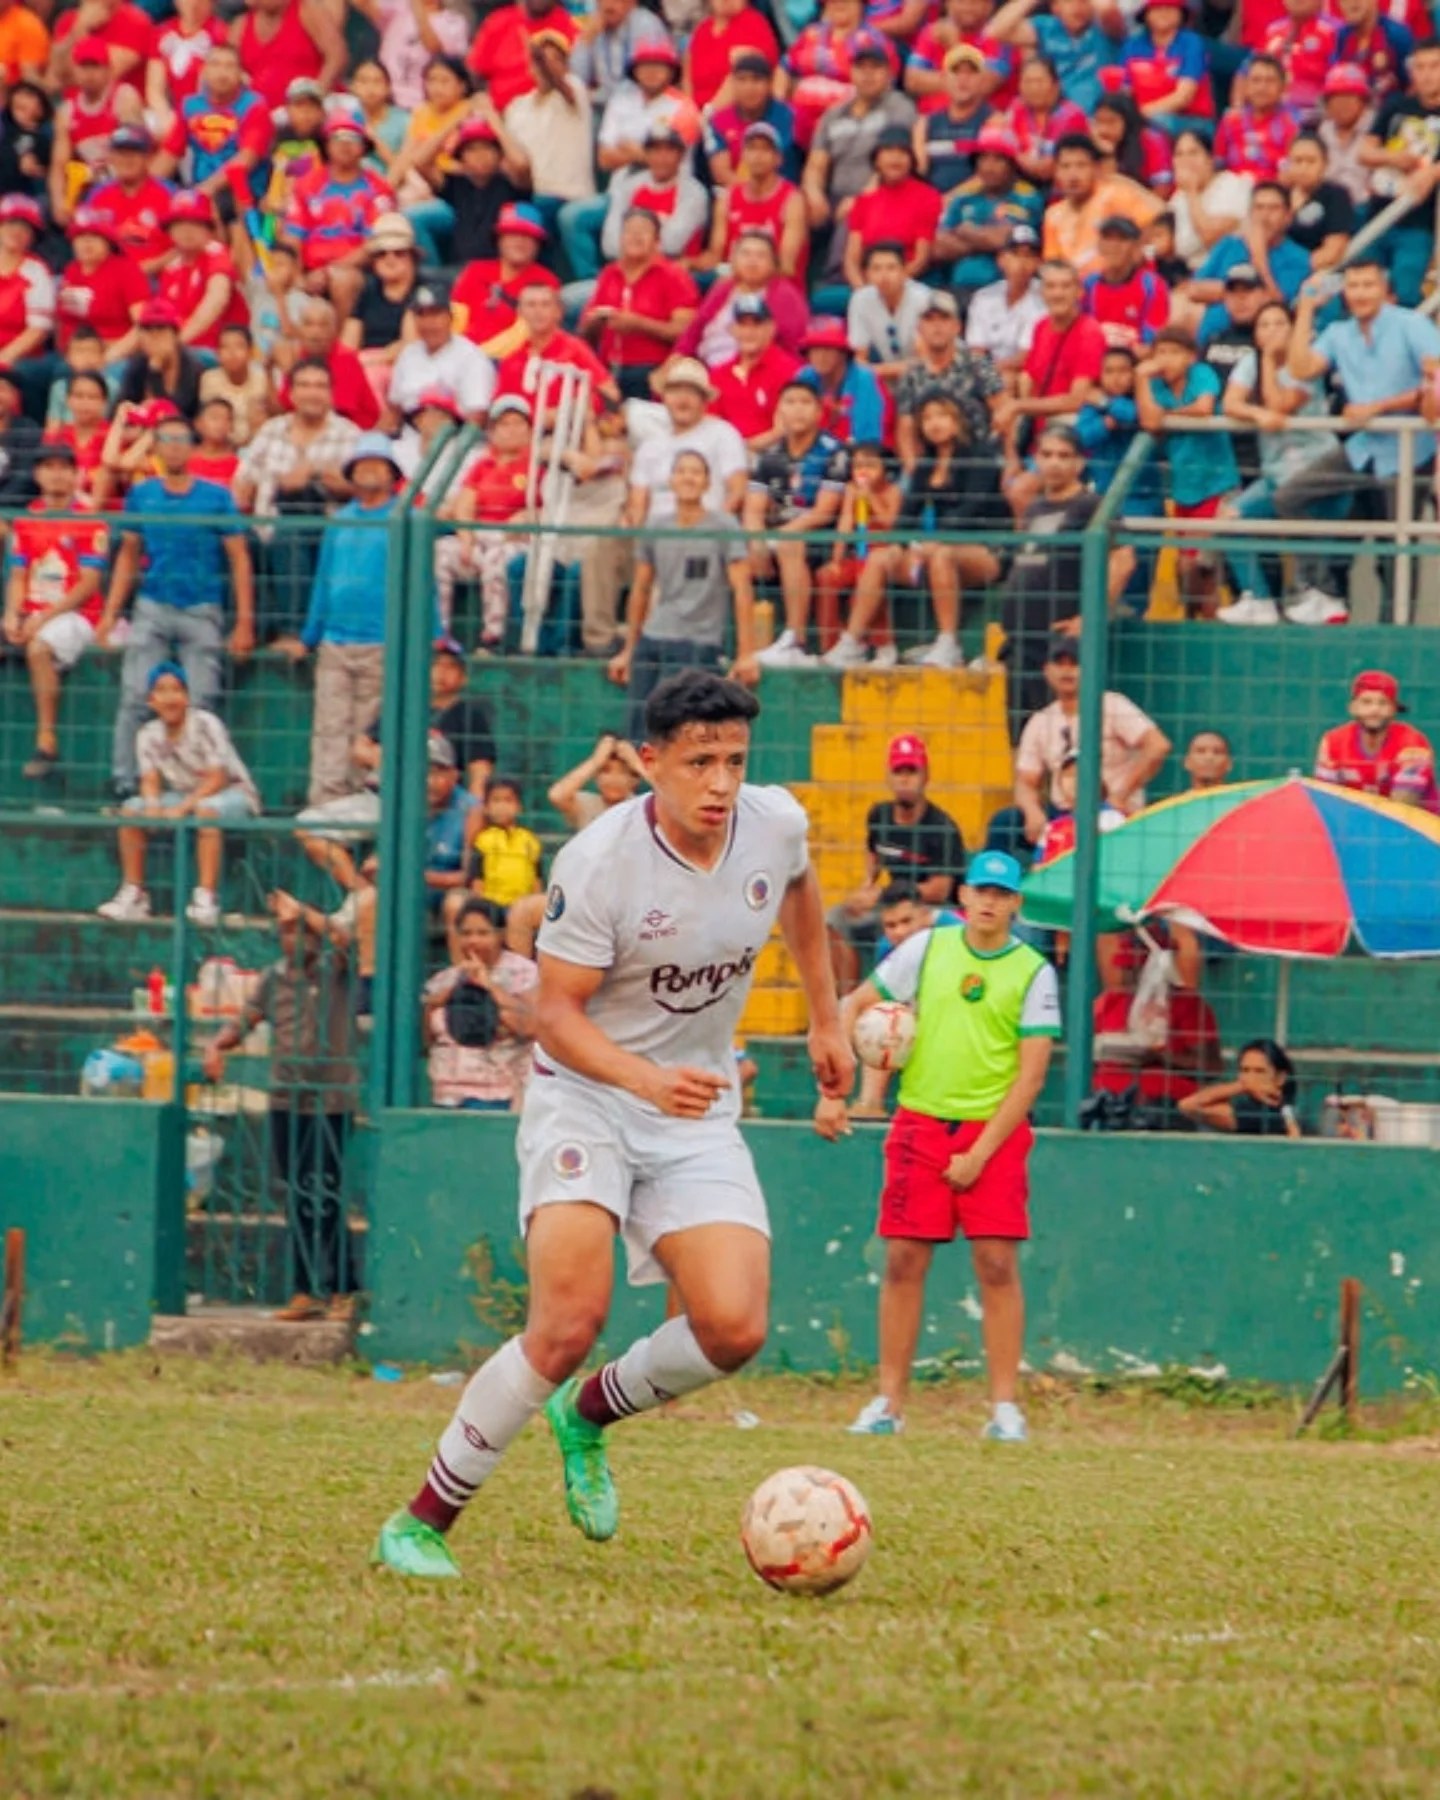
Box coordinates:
[1063,434,1153,1127]
[1394,423,1416,627]
[169,818,191,1102]
[370,505,414,1114]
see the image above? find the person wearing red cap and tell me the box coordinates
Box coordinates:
[56,209,149,360]
[157,191,248,350]
[1260,0,1340,113]
[0,196,55,373]
[1315,672,1439,812]
[579,209,698,402]
[388,100,532,268]
[50,2,152,97]
[282,120,395,317]
[451,204,560,355]
[796,316,889,443]
[1317,64,1376,208]
[934,126,1044,298]
[116,297,206,419]
[48,35,145,228]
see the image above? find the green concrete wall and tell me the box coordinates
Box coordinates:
[0,1097,184,1349]
[368,1112,1440,1392]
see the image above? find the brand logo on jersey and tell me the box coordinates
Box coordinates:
[639,907,677,941]
[961,973,986,1003]
[544,883,565,922]
[552,1142,590,1179]
[743,872,771,910]
[651,947,758,1014]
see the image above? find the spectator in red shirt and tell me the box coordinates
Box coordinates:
[0,194,55,371]
[843,126,945,288]
[996,258,1106,510]
[580,208,699,401]
[87,124,174,274]
[673,229,812,367]
[232,0,345,114]
[46,370,113,506]
[1082,214,1170,348]
[1315,670,1440,813]
[452,201,560,354]
[158,189,248,350]
[709,293,804,450]
[468,0,579,114]
[1214,53,1299,180]
[434,394,534,647]
[49,0,151,95]
[280,297,382,429]
[686,0,781,111]
[49,36,145,227]
[56,207,148,361]
[190,394,240,483]
[704,122,809,285]
[283,118,395,318]
[493,282,617,424]
[1002,53,1091,188]
[146,0,229,114]
[1262,0,1340,114]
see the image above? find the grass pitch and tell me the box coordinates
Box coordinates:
[6,1358,1440,1799]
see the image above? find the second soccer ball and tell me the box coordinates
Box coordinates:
[852,1001,916,1072]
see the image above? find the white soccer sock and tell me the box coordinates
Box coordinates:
[595,1315,728,1422]
[425,1336,555,1514]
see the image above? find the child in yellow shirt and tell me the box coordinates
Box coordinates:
[462,778,543,909]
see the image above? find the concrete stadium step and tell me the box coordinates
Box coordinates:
[151,1302,356,1364]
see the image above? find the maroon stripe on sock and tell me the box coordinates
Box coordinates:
[576,1364,633,1428]
[409,1481,461,1533]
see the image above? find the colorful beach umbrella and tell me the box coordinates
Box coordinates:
[1020,776,1440,959]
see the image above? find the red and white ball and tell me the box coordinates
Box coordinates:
[740,1466,873,1596]
[852,1001,916,1072]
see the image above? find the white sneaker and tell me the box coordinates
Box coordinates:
[981,1401,1028,1444]
[185,887,221,928]
[1216,593,1280,626]
[847,1395,904,1436]
[820,633,867,669]
[918,635,962,669]
[1284,586,1349,626]
[97,883,152,923]
[872,643,898,669]
[755,629,815,669]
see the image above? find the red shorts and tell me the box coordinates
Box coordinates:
[878,1108,1032,1242]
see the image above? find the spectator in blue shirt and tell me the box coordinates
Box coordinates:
[96,410,254,798]
[1075,343,1165,516]
[1189,184,1312,342]
[934,128,1044,297]
[797,316,888,444]
[1136,324,1240,611]
[989,0,1123,117]
[283,431,403,809]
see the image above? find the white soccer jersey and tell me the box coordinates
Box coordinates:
[534,784,810,1115]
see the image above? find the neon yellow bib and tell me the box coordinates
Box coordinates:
[896,931,1050,1122]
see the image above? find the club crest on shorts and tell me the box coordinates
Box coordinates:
[961,973,986,1003]
[544,883,565,922]
[743,871,772,911]
[552,1142,590,1179]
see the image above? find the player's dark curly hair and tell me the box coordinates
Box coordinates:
[644,670,760,744]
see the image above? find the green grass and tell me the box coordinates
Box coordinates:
[6,1358,1440,1799]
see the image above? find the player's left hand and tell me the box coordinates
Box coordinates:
[812,1094,852,1141]
[943,1150,987,1191]
[808,1021,855,1101]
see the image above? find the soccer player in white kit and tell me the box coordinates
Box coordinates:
[374,670,854,1577]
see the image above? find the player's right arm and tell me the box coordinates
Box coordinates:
[535,953,729,1119]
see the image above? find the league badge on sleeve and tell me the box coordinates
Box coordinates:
[545,884,565,922]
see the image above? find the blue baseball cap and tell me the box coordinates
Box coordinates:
[146,659,188,693]
[966,850,1024,893]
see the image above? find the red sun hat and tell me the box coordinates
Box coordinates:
[0,194,43,233]
[1351,670,1406,712]
[888,733,929,771]
[164,189,215,228]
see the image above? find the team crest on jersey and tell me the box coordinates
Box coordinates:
[743,871,771,911]
[961,973,986,1003]
[552,1142,590,1179]
[544,883,565,922]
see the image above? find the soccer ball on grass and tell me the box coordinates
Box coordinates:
[852,1001,916,1073]
[740,1466,873,1596]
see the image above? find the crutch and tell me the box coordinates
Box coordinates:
[521,363,591,654]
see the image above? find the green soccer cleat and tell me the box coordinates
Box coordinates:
[545,1377,619,1542]
[371,1508,462,1579]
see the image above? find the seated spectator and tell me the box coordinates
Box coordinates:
[1282,135,1357,276]
[744,382,847,667]
[1089,935,1222,1118]
[202,888,360,1324]
[1167,126,1252,272]
[429,640,497,796]
[95,415,254,801]
[56,207,148,368]
[1003,636,1170,856]
[452,202,561,355]
[988,0,1122,117]
[608,448,757,733]
[1003,53,1090,187]
[895,288,1005,464]
[118,298,205,416]
[711,294,803,450]
[86,124,173,276]
[627,358,749,521]
[492,283,616,422]
[797,315,888,444]
[176,43,273,224]
[1178,1039,1302,1136]
[389,105,531,269]
[1120,0,1213,130]
[1314,670,1439,811]
[824,390,1006,670]
[423,896,538,1112]
[1184,728,1233,789]
[2,441,107,782]
[0,1,49,88]
[416,731,475,915]
[914,44,995,193]
[826,732,967,990]
[1032,748,1127,863]
[803,31,916,285]
[1214,54,1298,181]
[846,241,933,383]
[233,357,359,541]
[1188,184,1311,339]
[1135,324,1240,612]
[546,731,645,830]
[1043,130,1162,279]
[0,194,54,373]
[44,370,113,505]
[457,774,544,913]
[1090,89,1175,200]
[281,432,403,807]
[671,231,810,369]
[49,37,146,227]
[995,260,1106,495]
[507,32,596,253]
[1074,344,1162,529]
[702,50,795,187]
[935,125,1043,300]
[259,79,328,227]
[348,59,408,171]
[687,1,781,116]
[1337,0,1415,106]
[571,0,654,104]
[49,2,150,90]
[247,241,307,366]
[814,440,903,658]
[785,0,876,150]
[842,127,944,288]
[383,282,496,430]
[1217,298,1347,627]
[1262,0,1340,114]
[0,81,53,207]
[282,116,395,318]
[1316,63,1374,209]
[190,396,239,484]
[433,394,534,648]
[594,122,710,289]
[966,223,1046,377]
[703,122,807,286]
[595,32,697,178]
[579,208,698,402]
[1198,260,1267,375]
[232,0,344,114]
[467,0,579,117]
[276,297,382,430]
[97,660,260,927]
[0,365,39,503]
[374,0,469,113]
[157,190,247,353]
[340,215,420,396]
[1083,214,1169,349]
